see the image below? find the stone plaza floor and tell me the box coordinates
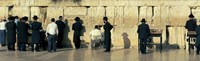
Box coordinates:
[0,47,200,61]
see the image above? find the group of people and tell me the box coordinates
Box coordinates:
[0,15,114,52]
[0,15,66,52]
[1,13,199,54]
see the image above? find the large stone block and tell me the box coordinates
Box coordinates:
[0,7,8,19]
[168,6,190,26]
[46,7,63,28]
[124,7,138,26]
[168,27,186,48]
[10,6,30,18]
[64,7,87,16]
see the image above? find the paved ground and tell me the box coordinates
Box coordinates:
[0,47,200,61]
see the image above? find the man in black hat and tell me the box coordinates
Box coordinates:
[103,16,113,52]
[185,13,197,31]
[185,13,197,50]
[137,18,150,54]
[17,16,30,51]
[72,17,82,49]
[30,15,42,52]
[55,16,65,48]
[6,16,17,51]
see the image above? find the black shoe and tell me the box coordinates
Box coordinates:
[104,50,110,52]
[197,53,199,55]
[141,52,147,54]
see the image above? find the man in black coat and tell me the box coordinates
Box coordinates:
[185,13,197,49]
[30,15,42,51]
[56,16,65,48]
[103,17,113,52]
[6,16,17,51]
[185,13,197,31]
[195,21,200,55]
[17,16,30,51]
[137,18,150,54]
[72,17,82,49]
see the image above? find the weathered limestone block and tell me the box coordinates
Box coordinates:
[10,6,30,18]
[31,7,40,20]
[88,7,105,25]
[46,7,63,28]
[192,7,200,21]
[124,7,138,26]
[64,7,87,16]
[169,6,190,26]
[0,7,8,19]
[139,6,152,26]
[113,7,124,26]
[168,27,186,48]
[106,7,114,24]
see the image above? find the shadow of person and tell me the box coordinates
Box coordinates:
[63,19,72,48]
[122,32,131,49]
[79,19,88,48]
[80,19,86,36]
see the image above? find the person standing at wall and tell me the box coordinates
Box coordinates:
[46,18,58,52]
[195,20,200,55]
[185,13,197,31]
[55,16,65,48]
[15,16,19,25]
[6,16,17,51]
[103,17,113,52]
[17,16,30,51]
[30,15,42,52]
[89,25,103,49]
[185,13,197,50]
[72,17,82,49]
[0,19,7,46]
[137,18,150,54]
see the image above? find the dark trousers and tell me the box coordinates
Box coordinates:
[41,40,47,50]
[196,45,200,54]
[57,32,63,48]
[31,43,39,51]
[7,43,15,50]
[48,35,56,52]
[18,43,26,51]
[0,30,6,46]
[105,40,111,51]
[74,41,80,49]
[140,38,147,54]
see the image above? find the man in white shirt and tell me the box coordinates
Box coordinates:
[89,25,103,48]
[46,18,58,52]
[0,19,7,46]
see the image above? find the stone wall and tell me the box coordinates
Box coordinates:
[1,0,200,48]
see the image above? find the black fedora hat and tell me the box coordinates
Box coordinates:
[8,16,15,20]
[33,15,38,19]
[103,16,108,20]
[189,13,194,18]
[141,18,146,22]
[74,17,80,21]
[22,16,28,20]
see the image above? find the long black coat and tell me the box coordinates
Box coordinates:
[137,23,150,39]
[196,25,200,46]
[6,22,17,43]
[31,21,42,43]
[56,20,65,33]
[72,21,82,43]
[185,19,197,31]
[17,22,30,43]
[103,22,113,44]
